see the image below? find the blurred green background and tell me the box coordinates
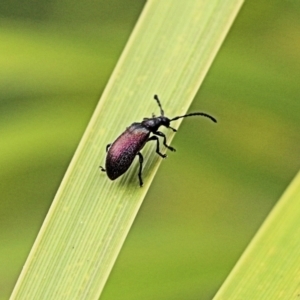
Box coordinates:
[1,0,300,299]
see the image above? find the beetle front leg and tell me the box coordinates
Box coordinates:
[147,136,167,158]
[153,131,176,152]
[137,152,144,187]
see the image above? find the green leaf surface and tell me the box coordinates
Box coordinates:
[214,170,300,299]
[10,0,243,299]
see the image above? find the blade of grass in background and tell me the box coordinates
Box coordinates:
[10,0,244,299]
[213,170,300,299]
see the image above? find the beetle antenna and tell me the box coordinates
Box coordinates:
[154,95,164,116]
[171,113,217,123]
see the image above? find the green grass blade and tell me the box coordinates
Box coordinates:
[10,0,243,299]
[213,170,300,299]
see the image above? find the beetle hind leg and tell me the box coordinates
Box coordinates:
[99,143,111,172]
[137,152,144,187]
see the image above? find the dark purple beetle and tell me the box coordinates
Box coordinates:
[100,95,216,186]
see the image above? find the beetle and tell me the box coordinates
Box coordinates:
[100,95,216,186]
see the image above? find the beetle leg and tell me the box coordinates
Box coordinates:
[147,136,167,158]
[99,144,111,172]
[99,144,112,172]
[153,131,176,152]
[168,126,177,132]
[137,152,144,187]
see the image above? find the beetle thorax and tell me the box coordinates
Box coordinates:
[141,116,170,132]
